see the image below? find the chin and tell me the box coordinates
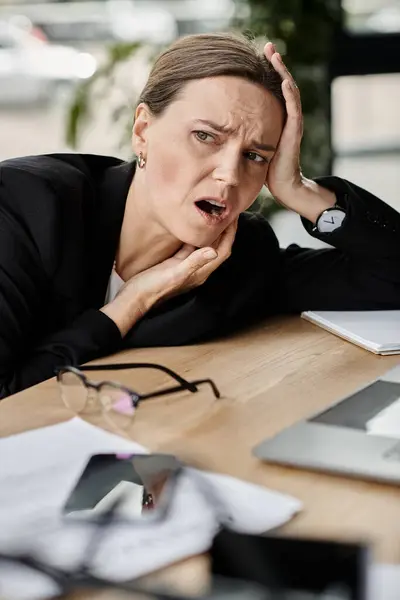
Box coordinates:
[180,228,221,248]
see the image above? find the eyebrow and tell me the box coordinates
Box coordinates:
[194,119,276,152]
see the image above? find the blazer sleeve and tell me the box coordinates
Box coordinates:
[198,176,400,338]
[280,176,400,311]
[0,166,121,399]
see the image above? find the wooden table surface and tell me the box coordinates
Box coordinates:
[1,315,400,565]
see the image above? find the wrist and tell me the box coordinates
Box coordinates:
[278,176,337,223]
[101,291,154,337]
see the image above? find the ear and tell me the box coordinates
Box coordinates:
[131,103,153,156]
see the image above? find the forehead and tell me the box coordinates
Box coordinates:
[169,76,284,140]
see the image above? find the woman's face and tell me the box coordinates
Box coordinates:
[133,75,284,247]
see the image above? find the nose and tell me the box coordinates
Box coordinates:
[212,148,240,188]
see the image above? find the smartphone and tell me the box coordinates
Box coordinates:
[63,453,181,518]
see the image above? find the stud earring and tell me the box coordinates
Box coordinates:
[138,152,146,169]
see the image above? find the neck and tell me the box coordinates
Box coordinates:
[115,171,181,281]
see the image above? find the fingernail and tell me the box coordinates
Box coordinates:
[276,53,283,62]
[203,248,217,260]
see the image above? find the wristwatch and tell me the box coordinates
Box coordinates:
[313,204,347,233]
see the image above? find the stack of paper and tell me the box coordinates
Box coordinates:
[302,310,400,355]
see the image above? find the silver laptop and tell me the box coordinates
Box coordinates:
[253,364,400,484]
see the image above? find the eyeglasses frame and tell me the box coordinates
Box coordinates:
[55,362,220,415]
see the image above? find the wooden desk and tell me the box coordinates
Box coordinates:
[1,316,400,564]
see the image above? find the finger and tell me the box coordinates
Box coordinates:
[270,51,294,83]
[176,247,218,279]
[210,234,222,250]
[268,51,302,117]
[271,53,300,100]
[281,79,303,143]
[181,221,238,285]
[209,219,237,252]
[174,244,196,260]
[184,230,235,284]
[213,219,238,261]
[263,41,275,62]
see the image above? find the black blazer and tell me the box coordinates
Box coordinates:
[1,153,399,398]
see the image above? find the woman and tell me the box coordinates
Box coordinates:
[0,33,399,399]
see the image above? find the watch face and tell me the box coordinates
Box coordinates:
[317,208,346,233]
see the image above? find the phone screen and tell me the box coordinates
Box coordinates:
[63,453,181,518]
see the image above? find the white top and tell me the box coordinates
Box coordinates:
[104,268,124,304]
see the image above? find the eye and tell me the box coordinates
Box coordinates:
[245,151,268,164]
[194,130,215,143]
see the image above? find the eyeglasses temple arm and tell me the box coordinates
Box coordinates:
[191,378,221,399]
[79,362,197,392]
[138,378,220,402]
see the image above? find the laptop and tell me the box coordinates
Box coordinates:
[253,364,400,484]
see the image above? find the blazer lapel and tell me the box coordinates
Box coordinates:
[84,159,136,309]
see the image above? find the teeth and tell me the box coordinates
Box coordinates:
[195,198,226,217]
[206,199,225,208]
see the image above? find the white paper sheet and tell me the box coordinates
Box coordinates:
[0,417,146,528]
[0,417,302,597]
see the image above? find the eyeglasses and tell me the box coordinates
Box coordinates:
[55,363,220,434]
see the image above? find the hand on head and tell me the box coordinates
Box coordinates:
[263,41,304,205]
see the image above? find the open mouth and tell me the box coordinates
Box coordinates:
[195,198,226,218]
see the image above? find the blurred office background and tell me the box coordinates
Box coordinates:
[0,0,399,246]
